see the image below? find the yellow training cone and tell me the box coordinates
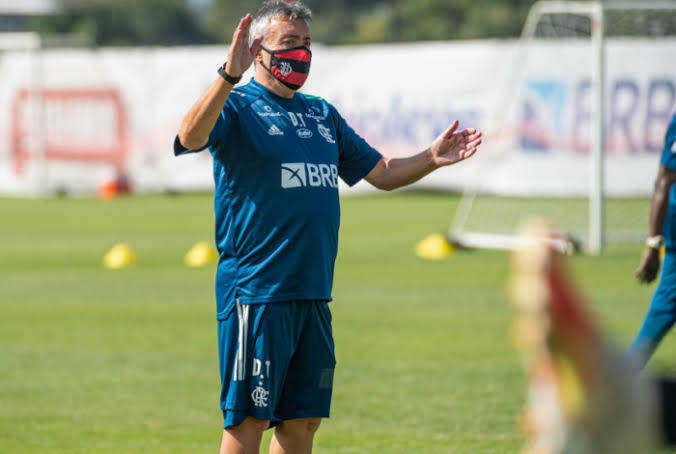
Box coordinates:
[414,233,454,260]
[184,241,218,268]
[103,243,137,269]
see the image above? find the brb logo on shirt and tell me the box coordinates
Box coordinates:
[281,163,338,189]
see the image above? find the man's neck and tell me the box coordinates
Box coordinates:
[254,64,296,99]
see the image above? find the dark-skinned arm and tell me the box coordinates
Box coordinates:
[636,165,676,283]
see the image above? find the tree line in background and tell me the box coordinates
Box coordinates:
[30,0,537,47]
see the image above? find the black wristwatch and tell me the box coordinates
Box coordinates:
[218,62,242,86]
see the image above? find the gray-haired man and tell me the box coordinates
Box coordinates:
[175,1,482,453]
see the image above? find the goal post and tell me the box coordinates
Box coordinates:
[0,32,46,195]
[449,0,676,255]
[0,32,130,197]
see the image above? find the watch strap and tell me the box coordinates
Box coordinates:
[218,62,242,85]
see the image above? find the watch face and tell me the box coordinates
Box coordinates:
[647,236,664,248]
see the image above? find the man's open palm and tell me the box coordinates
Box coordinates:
[226,14,263,77]
[430,120,482,167]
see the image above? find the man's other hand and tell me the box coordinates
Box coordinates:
[429,120,482,167]
[636,248,661,284]
[225,14,263,78]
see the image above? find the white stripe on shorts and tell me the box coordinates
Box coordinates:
[233,300,249,382]
[233,300,242,381]
[241,304,249,381]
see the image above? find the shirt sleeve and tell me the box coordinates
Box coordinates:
[174,101,234,157]
[331,104,383,187]
[660,114,676,171]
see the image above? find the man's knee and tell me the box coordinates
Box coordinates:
[229,416,270,435]
[278,417,322,437]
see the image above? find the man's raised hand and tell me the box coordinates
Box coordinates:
[429,120,482,167]
[225,14,263,78]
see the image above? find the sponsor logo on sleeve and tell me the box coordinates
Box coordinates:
[671,139,676,153]
[306,106,326,121]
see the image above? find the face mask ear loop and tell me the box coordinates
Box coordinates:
[258,45,273,76]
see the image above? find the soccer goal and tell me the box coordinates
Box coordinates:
[448,1,676,255]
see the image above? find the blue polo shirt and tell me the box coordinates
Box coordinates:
[175,79,382,318]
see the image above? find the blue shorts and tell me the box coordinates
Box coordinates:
[630,251,676,367]
[217,300,336,429]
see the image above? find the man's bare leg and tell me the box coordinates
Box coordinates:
[269,418,321,454]
[220,417,270,454]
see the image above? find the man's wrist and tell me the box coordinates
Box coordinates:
[425,147,440,169]
[218,62,243,86]
[646,235,664,250]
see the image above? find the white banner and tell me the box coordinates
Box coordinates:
[0,39,674,196]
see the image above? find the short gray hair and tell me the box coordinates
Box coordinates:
[249,1,312,47]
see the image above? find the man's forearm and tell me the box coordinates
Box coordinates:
[649,173,673,237]
[377,149,437,191]
[178,78,234,150]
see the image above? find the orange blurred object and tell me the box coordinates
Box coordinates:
[98,173,132,200]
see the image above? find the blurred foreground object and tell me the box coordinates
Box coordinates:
[103,243,136,269]
[509,218,657,453]
[414,233,455,260]
[98,172,132,200]
[184,241,218,268]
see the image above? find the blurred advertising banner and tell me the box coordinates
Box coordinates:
[0,40,674,196]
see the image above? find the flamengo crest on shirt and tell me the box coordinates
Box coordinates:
[318,124,335,143]
[281,163,339,189]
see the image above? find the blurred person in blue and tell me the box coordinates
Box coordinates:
[630,112,676,369]
[173,1,482,453]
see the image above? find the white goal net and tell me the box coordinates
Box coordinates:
[449,1,676,254]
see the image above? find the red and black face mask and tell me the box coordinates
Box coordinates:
[260,45,312,91]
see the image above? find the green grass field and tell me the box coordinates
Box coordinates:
[0,192,672,453]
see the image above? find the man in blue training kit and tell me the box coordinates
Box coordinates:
[630,112,676,369]
[175,2,482,453]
